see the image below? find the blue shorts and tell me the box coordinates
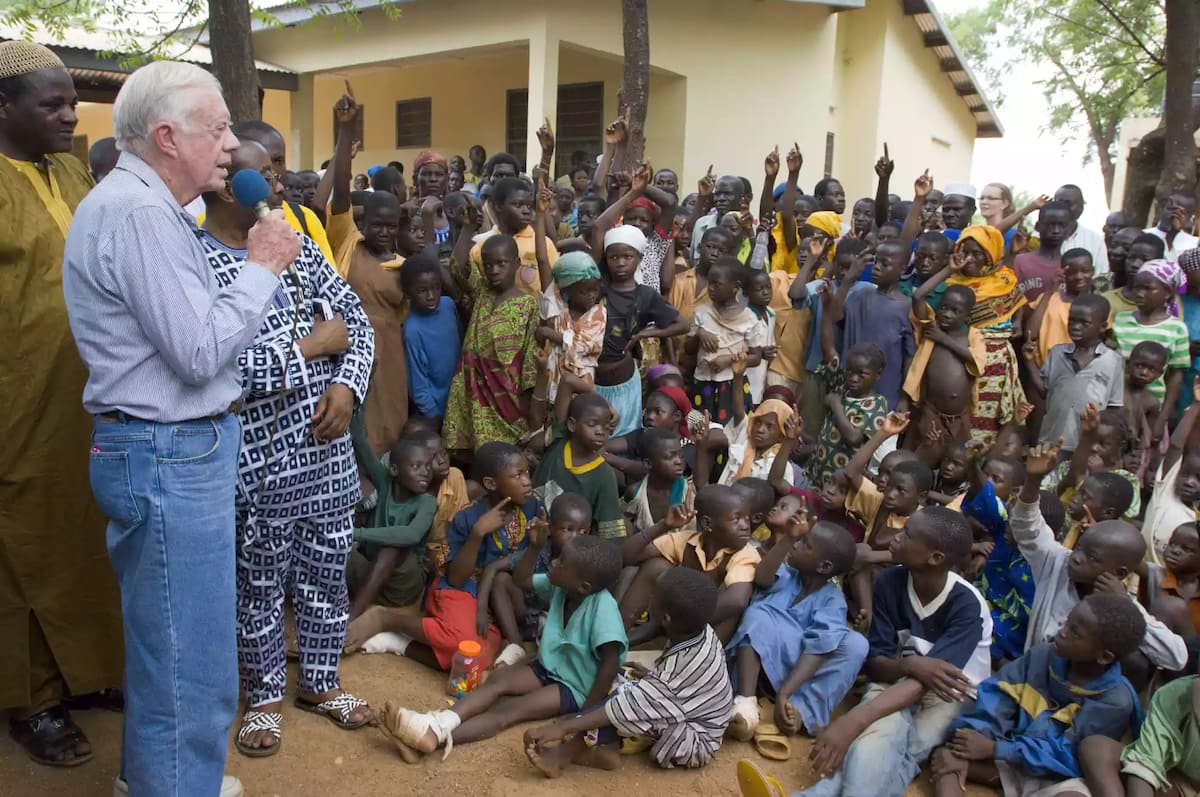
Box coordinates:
[529,660,616,743]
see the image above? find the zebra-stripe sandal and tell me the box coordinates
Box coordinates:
[234,710,282,758]
[294,691,371,730]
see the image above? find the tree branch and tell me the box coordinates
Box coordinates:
[1090,0,1166,65]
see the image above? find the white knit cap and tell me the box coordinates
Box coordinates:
[0,41,65,79]
[943,182,977,199]
[604,224,647,254]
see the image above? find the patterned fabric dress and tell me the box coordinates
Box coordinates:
[203,231,375,706]
[810,355,888,491]
[442,266,540,451]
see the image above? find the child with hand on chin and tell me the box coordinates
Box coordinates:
[522,567,734,775]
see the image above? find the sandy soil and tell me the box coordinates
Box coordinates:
[0,651,1001,797]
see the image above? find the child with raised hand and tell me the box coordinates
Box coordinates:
[1012,440,1188,676]
[1024,292,1123,455]
[343,442,542,671]
[727,514,867,757]
[621,428,694,537]
[809,276,888,490]
[1025,248,1097,367]
[402,426,476,575]
[1111,258,1190,441]
[1053,405,1139,546]
[688,256,764,423]
[378,526,627,764]
[475,492,591,668]
[785,508,991,797]
[347,426,438,615]
[442,203,541,455]
[523,566,733,775]
[619,486,760,644]
[1142,378,1200,566]
[841,412,931,626]
[929,593,1146,797]
[902,252,987,458]
[1120,674,1200,797]
[468,175,560,298]
[537,250,605,404]
[1141,521,1200,639]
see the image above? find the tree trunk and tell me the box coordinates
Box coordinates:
[1154,0,1199,203]
[1123,126,1166,226]
[1097,137,1116,206]
[207,0,260,123]
[618,0,650,169]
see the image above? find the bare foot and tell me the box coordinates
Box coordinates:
[343,606,388,652]
[851,608,870,632]
[776,700,801,736]
[526,737,578,778]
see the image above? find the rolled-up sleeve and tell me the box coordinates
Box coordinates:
[103,206,279,386]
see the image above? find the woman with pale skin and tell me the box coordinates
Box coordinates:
[978,182,1050,234]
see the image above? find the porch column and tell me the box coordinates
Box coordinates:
[289,73,315,170]
[526,21,559,177]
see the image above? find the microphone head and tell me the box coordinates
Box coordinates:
[231,169,271,210]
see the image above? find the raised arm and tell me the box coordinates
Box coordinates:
[872,144,894,230]
[686,165,716,247]
[329,81,358,216]
[993,194,1049,234]
[1163,378,1200,472]
[512,511,548,591]
[767,413,803,496]
[449,203,483,298]
[781,144,802,251]
[912,261,955,321]
[900,170,933,252]
[759,146,780,225]
[844,412,910,490]
[619,505,694,566]
[588,163,647,256]
[534,177,554,291]
[591,108,628,195]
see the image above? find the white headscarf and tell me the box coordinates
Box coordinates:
[604,224,648,254]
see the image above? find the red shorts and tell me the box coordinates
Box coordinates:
[422,587,501,670]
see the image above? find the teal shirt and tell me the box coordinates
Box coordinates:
[351,411,437,558]
[532,573,628,706]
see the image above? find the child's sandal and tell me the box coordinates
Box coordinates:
[736,758,786,797]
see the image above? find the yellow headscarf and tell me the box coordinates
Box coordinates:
[805,211,842,240]
[956,224,1005,268]
[733,399,796,481]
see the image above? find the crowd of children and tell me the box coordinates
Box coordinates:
[277,84,1200,795]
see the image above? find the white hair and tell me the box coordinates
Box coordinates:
[112,61,224,155]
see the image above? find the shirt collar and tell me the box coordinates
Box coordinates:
[1064,340,1108,356]
[686,531,736,570]
[113,151,194,223]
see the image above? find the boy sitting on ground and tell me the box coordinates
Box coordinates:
[379,529,626,763]
[795,507,992,797]
[1012,441,1189,682]
[619,485,760,644]
[522,567,734,775]
[930,593,1146,797]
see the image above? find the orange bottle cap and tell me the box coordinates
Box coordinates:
[458,640,482,657]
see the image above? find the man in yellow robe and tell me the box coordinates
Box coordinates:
[0,41,122,767]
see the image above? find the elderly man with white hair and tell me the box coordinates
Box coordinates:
[63,61,300,797]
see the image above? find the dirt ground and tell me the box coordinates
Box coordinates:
[0,651,1001,797]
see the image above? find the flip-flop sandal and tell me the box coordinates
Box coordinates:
[752,700,791,761]
[8,706,94,768]
[736,758,785,797]
[376,702,422,764]
[294,692,371,730]
[234,710,282,758]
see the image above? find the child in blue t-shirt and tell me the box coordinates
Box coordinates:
[401,253,462,421]
[378,520,627,764]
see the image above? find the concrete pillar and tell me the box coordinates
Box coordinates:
[526,20,559,176]
[289,73,315,170]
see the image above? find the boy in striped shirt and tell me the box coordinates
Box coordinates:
[523,566,734,775]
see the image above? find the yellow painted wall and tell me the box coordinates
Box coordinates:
[254,0,979,195]
[74,102,113,150]
[872,0,976,200]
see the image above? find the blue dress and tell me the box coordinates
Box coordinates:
[727,575,868,733]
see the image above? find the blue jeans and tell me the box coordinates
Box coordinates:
[90,413,240,797]
[794,681,962,797]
